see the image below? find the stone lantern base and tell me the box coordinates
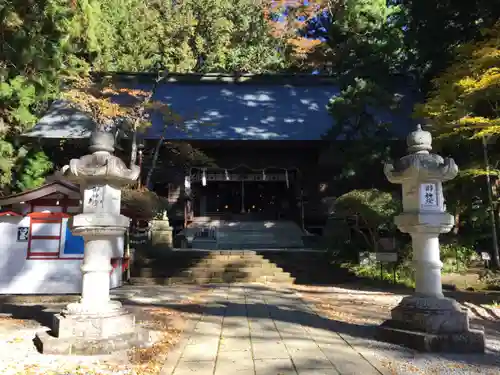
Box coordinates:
[376,295,485,353]
[34,303,151,355]
[151,219,173,249]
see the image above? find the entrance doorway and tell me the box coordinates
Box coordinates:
[194,180,297,220]
[204,182,241,215]
[244,181,294,219]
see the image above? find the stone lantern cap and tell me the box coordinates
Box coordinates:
[407,124,432,153]
[61,130,140,186]
[384,124,458,183]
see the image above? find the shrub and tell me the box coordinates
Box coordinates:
[121,186,168,220]
[333,189,401,253]
[479,269,500,291]
[15,149,53,192]
[349,261,415,288]
[440,243,476,273]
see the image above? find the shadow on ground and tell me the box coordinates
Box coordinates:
[1,282,499,372]
[0,303,61,328]
[121,284,500,369]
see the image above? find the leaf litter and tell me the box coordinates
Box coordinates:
[296,284,500,375]
[0,292,209,375]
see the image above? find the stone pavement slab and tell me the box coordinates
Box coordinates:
[162,284,386,375]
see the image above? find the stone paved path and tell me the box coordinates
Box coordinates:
[162,284,386,375]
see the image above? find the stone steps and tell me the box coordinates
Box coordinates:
[130,249,354,286]
[131,274,296,285]
[131,250,295,285]
[215,243,303,250]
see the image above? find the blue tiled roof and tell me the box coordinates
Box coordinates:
[23,74,418,141]
[138,82,339,140]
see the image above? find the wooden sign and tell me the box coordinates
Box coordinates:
[129,227,150,245]
[17,227,29,242]
[379,237,396,251]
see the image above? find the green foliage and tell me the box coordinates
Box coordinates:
[0,140,15,193]
[0,0,290,194]
[323,0,408,131]
[335,189,399,231]
[323,0,407,80]
[0,76,39,130]
[15,149,53,192]
[71,0,288,73]
[0,0,85,130]
[395,0,499,93]
[440,243,477,273]
[334,189,400,252]
[479,270,500,291]
[416,23,499,143]
[413,24,499,250]
[313,2,499,277]
[326,78,396,141]
[121,186,168,220]
[316,1,408,191]
[349,261,415,289]
[0,0,85,193]
[348,242,477,289]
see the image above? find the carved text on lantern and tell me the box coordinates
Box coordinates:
[88,186,104,208]
[420,183,438,208]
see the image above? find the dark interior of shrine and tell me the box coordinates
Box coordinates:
[190,175,299,221]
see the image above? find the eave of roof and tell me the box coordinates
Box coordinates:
[0,181,80,206]
[95,71,338,86]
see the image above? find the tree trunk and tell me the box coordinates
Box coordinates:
[129,128,137,168]
[452,211,460,235]
[353,226,372,253]
[144,136,164,189]
[128,71,167,170]
[494,204,500,269]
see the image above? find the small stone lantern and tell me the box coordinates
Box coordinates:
[35,131,149,355]
[376,124,485,353]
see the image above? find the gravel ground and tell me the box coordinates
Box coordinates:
[0,285,211,375]
[1,284,499,374]
[295,285,500,375]
[0,324,132,375]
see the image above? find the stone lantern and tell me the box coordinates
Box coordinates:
[376,124,485,353]
[35,131,149,355]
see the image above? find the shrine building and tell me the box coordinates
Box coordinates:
[23,73,416,249]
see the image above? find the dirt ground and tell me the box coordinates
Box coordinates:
[295,283,500,374]
[0,298,205,375]
[441,269,485,290]
[295,282,500,353]
[295,283,500,327]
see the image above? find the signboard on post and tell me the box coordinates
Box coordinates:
[379,237,396,251]
[482,251,491,268]
[376,252,398,263]
[376,235,398,283]
[375,251,398,284]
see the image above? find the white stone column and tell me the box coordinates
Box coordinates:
[79,235,114,309]
[411,232,443,297]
